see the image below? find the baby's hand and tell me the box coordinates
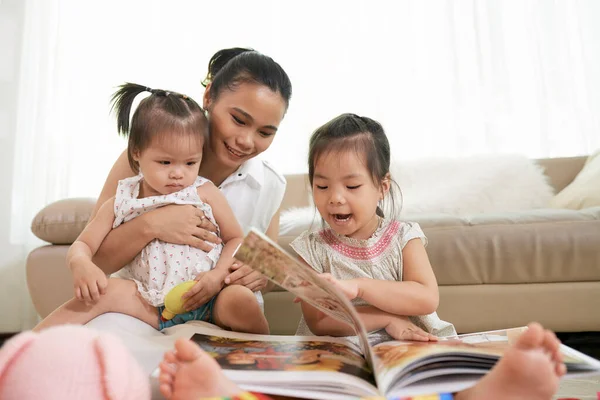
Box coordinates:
[320,273,359,300]
[70,260,108,304]
[182,270,224,311]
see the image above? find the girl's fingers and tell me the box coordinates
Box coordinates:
[81,285,91,303]
[184,293,205,311]
[75,287,82,301]
[182,282,202,299]
[88,283,100,303]
[98,280,107,295]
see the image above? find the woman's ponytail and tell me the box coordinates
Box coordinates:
[202,47,254,87]
[201,47,292,109]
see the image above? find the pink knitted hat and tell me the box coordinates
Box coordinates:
[0,325,150,400]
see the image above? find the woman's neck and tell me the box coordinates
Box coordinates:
[199,151,238,187]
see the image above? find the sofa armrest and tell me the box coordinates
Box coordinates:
[31,198,96,244]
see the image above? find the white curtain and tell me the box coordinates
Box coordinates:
[6,0,600,330]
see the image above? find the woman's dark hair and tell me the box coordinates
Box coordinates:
[308,113,402,218]
[202,47,292,109]
[110,82,208,173]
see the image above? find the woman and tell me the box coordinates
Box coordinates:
[88,47,292,326]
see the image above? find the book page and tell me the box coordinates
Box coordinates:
[151,322,380,398]
[372,326,600,396]
[234,228,376,368]
[190,327,379,397]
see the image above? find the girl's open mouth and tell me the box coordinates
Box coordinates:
[332,214,352,223]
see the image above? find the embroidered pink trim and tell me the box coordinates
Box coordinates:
[320,221,401,260]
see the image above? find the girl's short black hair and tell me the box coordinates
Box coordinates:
[202,47,292,110]
[110,83,208,173]
[308,113,402,218]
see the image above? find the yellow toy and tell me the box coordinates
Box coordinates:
[161,281,196,320]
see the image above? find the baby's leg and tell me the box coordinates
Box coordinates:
[34,278,159,332]
[212,285,269,334]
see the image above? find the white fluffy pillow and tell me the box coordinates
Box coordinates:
[280,155,554,236]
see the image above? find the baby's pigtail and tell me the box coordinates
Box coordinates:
[110,83,150,137]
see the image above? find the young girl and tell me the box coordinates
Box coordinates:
[34,83,268,335]
[290,113,457,345]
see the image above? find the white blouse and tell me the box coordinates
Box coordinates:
[218,157,286,234]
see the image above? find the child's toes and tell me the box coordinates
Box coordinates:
[174,338,208,363]
[159,382,174,399]
[542,330,560,354]
[163,350,178,364]
[159,361,176,379]
[556,362,567,377]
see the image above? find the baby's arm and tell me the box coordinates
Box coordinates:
[182,183,244,310]
[67,197,116,303]
[350,238,440,316]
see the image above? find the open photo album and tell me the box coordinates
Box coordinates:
[155,228,600,399]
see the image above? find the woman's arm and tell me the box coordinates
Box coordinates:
[224,209,281,292]
[199,182,244,278]
[91,151,155,273]
[262,210,280,293]
[350,239,439,316]
[182,183,245,310]
[91,151,220,274]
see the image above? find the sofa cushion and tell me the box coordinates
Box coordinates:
[550,150,600,209]
[282,208,600,287]
[418,207,600,286]
[31,198,96,244]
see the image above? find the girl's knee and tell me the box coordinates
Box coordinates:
[218,285,256,304]
[214,286,261,318]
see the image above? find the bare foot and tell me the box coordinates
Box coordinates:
[456,322,566,400]
[159,338,242,400]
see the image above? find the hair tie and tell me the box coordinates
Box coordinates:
[146,87,153,93]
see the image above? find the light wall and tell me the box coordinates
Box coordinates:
[0,0,37,331]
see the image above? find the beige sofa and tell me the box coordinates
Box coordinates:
[27,156,600,335]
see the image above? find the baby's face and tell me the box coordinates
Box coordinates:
[134,133,204,196]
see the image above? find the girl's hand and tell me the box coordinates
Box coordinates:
[182,270,225,311]
[385,316,438,342]
[320,273,359,300]
[149,204,221,252]
[70,261,108,304]
[225,261,268,292]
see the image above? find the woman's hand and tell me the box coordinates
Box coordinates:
[320,273,359,300]
[182,270,225,311]
[149,204,221,252]
[70,260,108,305]
[385,316,438,342]
[225,261,268,292]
